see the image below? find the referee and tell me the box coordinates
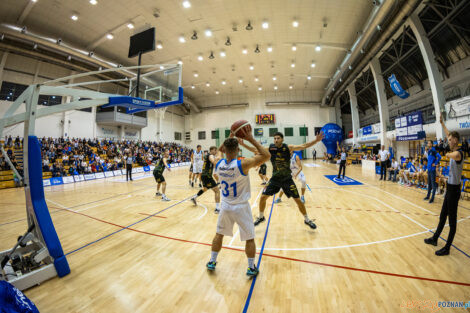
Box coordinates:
[337,141,347,179]
[125,151,134,181]
[424,115,463,256]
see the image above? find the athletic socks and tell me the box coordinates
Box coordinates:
[216,202,220,209]
[210,251,219,263]
[259,212,264,219]
[196,189,204,197]
[304,214,309,222]
[248,258,255,268]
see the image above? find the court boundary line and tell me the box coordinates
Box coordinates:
[243,195,276,313]
[51,201,470,287]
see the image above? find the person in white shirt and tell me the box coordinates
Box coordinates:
[191,145,204,187]
[206,126,270,277]
[378,145,390,180]
[388,157,400,182]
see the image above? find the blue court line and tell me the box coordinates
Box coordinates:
[306,184,312,192]
[427,230,470,260]
[242,195,276,313]
[65,196,191,256]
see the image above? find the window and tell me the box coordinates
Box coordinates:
[38,95,62,106]
[175,132,182,140]
[211,130,219,139]
[300,127,309,136]
[198,131,206,140]
[284,127,294,137]
[0,81,28,101]
[225,129,231,138]
[185,132,191,140]
[269,128,278,137]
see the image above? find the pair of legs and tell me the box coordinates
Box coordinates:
[338,160,346,178]
[192,172,202,186]
[278,172,306,203]
[126,164,133,181]
[155,174,170,201]
[425,170,437,201]
[156,181,166,195]
[258,173,268,184]
[424,184,460,255]
[207,201,258,276]
[379,162,387,180]
[256,178,315,229]
[192,178,221,212]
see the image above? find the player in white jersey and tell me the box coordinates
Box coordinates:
[206,126,270,277]
[191,145,203,187]
[275,151,307,203]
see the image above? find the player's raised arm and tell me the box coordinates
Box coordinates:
[238,138,257,154]
[440,114,450,138]
[238,128,270,173]
[289,132,324,152]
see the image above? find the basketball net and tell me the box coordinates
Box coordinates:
[155,106,167,119]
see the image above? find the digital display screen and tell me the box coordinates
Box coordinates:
[256,114,275,124]
[128,27,156,58]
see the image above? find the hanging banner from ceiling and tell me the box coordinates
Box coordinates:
[388,74,410,99]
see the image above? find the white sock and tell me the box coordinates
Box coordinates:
[304,214,309,222]
[259,212,264,219]
[216,202,220,209]
[210,251,218,263]
[248,258,255,268]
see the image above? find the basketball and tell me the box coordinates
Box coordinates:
[231,120,251,138]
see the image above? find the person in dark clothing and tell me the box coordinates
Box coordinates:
[424,116,464,256]
[336,141,347,179]
[125,151,133,181]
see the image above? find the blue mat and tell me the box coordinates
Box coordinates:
[324,175,363,186]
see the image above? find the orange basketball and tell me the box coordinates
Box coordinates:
[231,120,251,139]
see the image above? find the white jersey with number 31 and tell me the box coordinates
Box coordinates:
[215,158,251,205]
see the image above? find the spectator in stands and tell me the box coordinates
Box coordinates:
[424,140,441,203]
[14,136,21,149]
[462,136,469,158]
[388,157,400,182]
[13,165,23,187]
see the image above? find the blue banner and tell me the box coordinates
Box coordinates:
[388,74,409,99]
[49,177,64,186]
[362,125,372,135]
[143,165,151,172]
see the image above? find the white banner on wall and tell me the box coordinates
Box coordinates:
[446,95,470,118]
[73,175,85,182]
[84,173,96,180]
[105,171,114,178]
[113,170,122,176]
[95,172,105,179]
[63,176,75,184]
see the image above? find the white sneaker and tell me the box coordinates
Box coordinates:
[162,195,171,201]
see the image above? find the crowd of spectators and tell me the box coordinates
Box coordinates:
[1,135,192,178]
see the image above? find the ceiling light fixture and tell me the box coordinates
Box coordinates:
[179,36,185,43]
[254,45,260,53]
[89,0,97,4]
[225,37,231,46]
[258,87,262,91]
[215,91,219,94]
[272,76,277,81]
[127,23,134,29]
[205,29,212,37]
[198,55,203,61]
[262,21,269,29]
[182,1,191,8]
[315,44,321,52]
[307,75,311,80]
[246,21,253,31]
[242,48,248,54]
[267,46,273,52]
[254,77,259,82]
[71,14,78,21]
[106,33,114,40]
[311,62,316,68]
[292,20,299,27]
[249,65,254,70]
[194,72,198,77]
[206,82,210,87]
[209,51,215,59]
[221,80,226,85]
[289,85,293,89]
[274,86,278,90]
[239,79,243,83]
[292,44,297,51]
[291,62,295,68]
[191,31,198,40]
[191,85,195,89]
[220,51,226,57]
[159,65,164,70]
[177,60,183,65]
[156,42,163,49]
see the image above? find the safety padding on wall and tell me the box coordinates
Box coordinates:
[28,136,70,277]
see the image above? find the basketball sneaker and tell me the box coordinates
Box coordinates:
[214,208,220,214]
[254,216,265,226]
[191,196,197,206]
[206,261,217,271]
[191,181,194,187]
[156,192,162,196]
[246,265,259,277]
[274,198,281,203]
[300,195,305,203]
[162,195,171,201]
[304,219,317,229]
[435,247,450,256]
[424,237,437,246]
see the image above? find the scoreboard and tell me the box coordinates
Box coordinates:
[256,114,275,124]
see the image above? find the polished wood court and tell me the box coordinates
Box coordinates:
[1,161,470,312]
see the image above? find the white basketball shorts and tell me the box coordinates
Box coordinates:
[193,161,203,174]
[216,201,255,241]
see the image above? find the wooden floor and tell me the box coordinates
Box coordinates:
[1,161,470,313]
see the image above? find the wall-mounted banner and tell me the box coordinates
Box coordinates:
[388,74,409,99]
[84,173,96,180]
[445,95,470,118]
[50,177,64,186]
[63,176,75,184]
[95,172,105,179]
[362,125,372,135]
[73,175,85,182]
[395,111,425,141]
[104,171,114,178]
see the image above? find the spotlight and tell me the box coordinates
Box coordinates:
[249,65,254,70]
[258,87,262,91]
[292,20,299,27]
[267,46,273,52]
[215,90,219,94]
[194,72,198,77]
[307,75,311,80]
[272,76,276,81]
[292,44,297,51]
[291,62,295,68]
[198,55,203,61]
[220,51,226,57]
[159,65,164,70]
[209,51,215,59]
[221,80,226,85]
[127,23,134,29]
[191,85,195,89]
[88,51,94,57]
[71,14,78,21]
[242,48,248,54]
[106,33,114,40]
[289,85,293,89]
[191,31,198,40]
[56,38,62,44]
[254,77,259,82]
[156,42,163,49]
[262,21,269,29]
[67,55,72,61]
[205,29,212,37]
[206,82,210,87]
[182,1,191,8]
[33,43,38,50]
[238,79,243,83]
[254,45,260,53]
[315,45,321,52]
[225,37,231,46]
[311,62,316,68]
[274,86,278,90]
[89,0,97,4]
[177,60,183,65]
[179,36,185,43]
[246,21,253,31]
